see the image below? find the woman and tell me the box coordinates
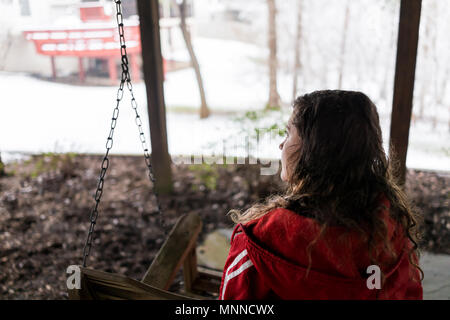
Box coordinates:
[219,90,423,300]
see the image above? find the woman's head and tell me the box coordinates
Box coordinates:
[230,90,422,279]
[280,90,386,199]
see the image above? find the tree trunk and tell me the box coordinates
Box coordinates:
[337,1,350,89]
[0,153,5,177]
[380,16,396,101]
[176,0,210,119]
[292,0,303,102]
[0,29,13,71]
[267,0,281,109]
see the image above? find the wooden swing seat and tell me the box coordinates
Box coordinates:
[68,212,222,300]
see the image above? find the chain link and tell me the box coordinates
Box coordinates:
[82,0,167,267]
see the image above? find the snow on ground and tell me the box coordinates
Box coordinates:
[164,38,269,111]
[0,37,449,172]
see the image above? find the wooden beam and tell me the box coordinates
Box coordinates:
[389,0,422,186]
[136,0,173,193]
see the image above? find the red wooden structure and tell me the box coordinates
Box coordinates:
[79,4,112,22]
[24,23,141,83]
[22,4,165,84]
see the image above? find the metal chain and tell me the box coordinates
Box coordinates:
[82,0,166,267]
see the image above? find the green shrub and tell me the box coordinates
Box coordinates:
[188,163,221,191]
[30,152,78,178]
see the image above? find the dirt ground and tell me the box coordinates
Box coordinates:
[0,154,448,299]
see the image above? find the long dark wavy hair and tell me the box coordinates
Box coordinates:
[229,90,423,280]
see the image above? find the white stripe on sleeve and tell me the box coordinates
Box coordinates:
[221,249,254,299]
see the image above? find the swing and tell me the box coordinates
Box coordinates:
[68,1,222,300]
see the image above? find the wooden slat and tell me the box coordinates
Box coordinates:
[389,0,422,186]
[197,266,223,280]
[179,290,215,300]
[183,247,198,293]
[192,267,222,294]
[141,212,202,290]
[70,267,194,300]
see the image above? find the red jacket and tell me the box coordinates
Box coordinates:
[219,196,423,300]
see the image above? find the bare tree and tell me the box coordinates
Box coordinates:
[0,29,13,71]
[417,5,432,122]
[267,0,281,109]
[292,0,303,102]
[380,18,396,100]
[0,153,5,177]
[174,0,210,118]
[337,0,350,89]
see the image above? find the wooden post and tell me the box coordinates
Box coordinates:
[136,0,173,193]
[78,57,85,83]
[108,57,117,85]
[50,56,57,79]
[389,0,422,186]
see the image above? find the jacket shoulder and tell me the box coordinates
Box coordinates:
[242,208,323,265]
[248,207,322,246]
[243,207,369,279]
